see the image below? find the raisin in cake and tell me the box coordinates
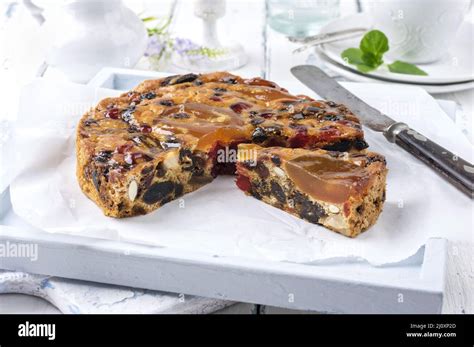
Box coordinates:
[236,144,387,237]
[77,72,368,219]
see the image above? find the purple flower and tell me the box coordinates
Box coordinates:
[174,38,199,56]
[145,35,165,57]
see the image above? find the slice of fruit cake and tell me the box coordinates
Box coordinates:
[236,144,387,237]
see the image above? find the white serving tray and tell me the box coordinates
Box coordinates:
[0,68,448,313]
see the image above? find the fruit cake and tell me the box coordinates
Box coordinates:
[76,72,368,219]
[76,71,385,236]
[235,144,387,237]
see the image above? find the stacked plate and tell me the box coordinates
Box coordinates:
[316,13,474,94]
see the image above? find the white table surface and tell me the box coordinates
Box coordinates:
[0,0,472,314]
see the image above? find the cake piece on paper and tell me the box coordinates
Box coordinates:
[236,144,387,237]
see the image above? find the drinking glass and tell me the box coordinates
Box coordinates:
[267,0,340,37]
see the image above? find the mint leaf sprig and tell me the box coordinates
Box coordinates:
[341,30,428,76]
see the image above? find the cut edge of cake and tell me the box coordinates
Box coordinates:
[76,135,215,217]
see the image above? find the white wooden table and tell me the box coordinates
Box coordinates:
[0,0,472,314]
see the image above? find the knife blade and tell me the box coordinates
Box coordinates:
[291,65,474,198]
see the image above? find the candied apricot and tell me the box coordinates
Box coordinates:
[196,128,248,151]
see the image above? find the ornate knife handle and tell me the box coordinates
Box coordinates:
[384,122,474,198]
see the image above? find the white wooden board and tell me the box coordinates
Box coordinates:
[0,89,447,315]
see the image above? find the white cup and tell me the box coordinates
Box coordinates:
[368,0,471,64]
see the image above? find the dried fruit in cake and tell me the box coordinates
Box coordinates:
[76,71,374,226]
[235,144,387,237]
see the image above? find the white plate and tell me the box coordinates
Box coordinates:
[316,48,474,94]
[319,13,474,85]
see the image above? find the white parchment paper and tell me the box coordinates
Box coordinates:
[7,78,474,265]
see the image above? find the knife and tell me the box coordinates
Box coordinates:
[291,65,474,198]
